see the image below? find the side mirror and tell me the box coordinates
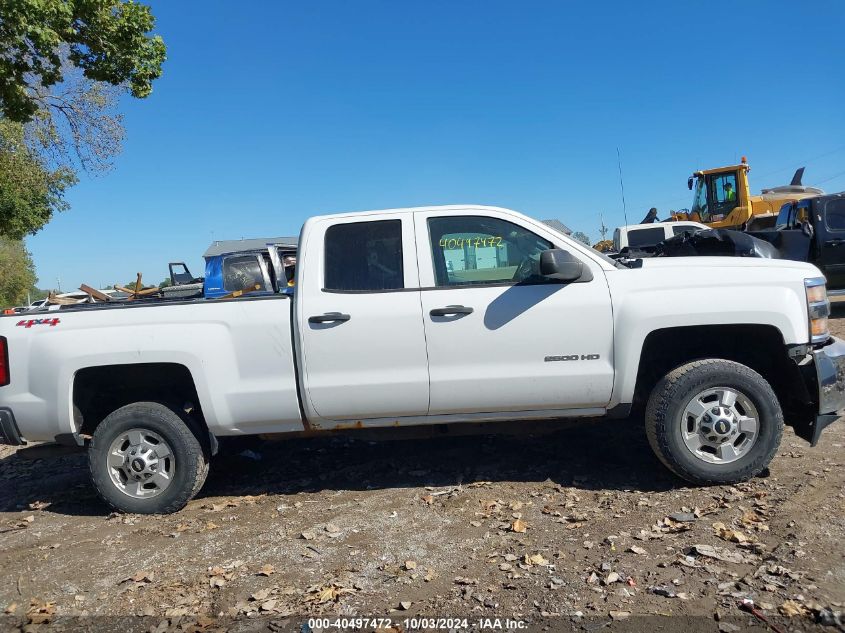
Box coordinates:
[540,249,592,282]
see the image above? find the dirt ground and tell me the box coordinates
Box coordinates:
[1,312,845,632]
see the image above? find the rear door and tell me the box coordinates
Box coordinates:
[296,213,430,423]
[414,209,614,416]
[818,197,845,290]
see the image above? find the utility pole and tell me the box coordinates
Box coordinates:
[56,277,62,293]
[599,214,609,241]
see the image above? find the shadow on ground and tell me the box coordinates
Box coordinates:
[0,417,682,517]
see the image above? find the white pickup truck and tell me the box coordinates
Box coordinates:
[1,205,843,514]
[612,220,708,253]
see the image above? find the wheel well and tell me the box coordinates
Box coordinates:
[73,363,205,437]
[632,325,813,418]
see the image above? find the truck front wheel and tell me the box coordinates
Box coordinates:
[645,359,783,485]
[88,402,210,514]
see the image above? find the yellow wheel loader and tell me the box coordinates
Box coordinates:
[672,157,823,229]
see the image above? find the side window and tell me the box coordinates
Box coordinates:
[324,220,403,291]
[709,171,739,220]
[692,179,709,221]
[428,216,553,286]
[627,227,665,248]
[825,199,845,232]
[223,255,267,292]
[775,203,793,230]
[672,224,697,236]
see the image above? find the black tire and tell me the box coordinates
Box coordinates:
[88,402,210,514]
[645,359,783,485]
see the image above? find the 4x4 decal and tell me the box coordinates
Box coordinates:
[16,318,60,328]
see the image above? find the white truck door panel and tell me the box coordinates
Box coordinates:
[297,213,429,422]
[415,209,614,415]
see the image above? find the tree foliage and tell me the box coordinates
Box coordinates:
[30,286,50,301]
[0,118,75,239]
[0,0,165,238]
[0,0,166,123]
[28,65,126,173]
[571,231,591,246]
[0,234,37,307]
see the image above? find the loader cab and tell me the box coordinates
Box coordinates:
[689,169,743,226]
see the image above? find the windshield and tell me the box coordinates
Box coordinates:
[690,177,708,221]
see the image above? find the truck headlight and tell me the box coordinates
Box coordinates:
[805,277,830,344]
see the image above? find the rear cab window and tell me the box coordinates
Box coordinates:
[626,227,665,248]
[672,224,699,236]
[223,254,270,293]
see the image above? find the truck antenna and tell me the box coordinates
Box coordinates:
[617,147,628,226]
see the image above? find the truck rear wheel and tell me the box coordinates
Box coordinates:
[645,359,783,485]
[88,402,209,514]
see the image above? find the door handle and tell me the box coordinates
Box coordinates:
[308,312,351,324]
[430,305,474,317]
[824,239,845,247]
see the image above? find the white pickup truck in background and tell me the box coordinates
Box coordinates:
[1,205,843,513]
[613,220,708,253]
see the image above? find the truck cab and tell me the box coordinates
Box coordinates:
[203,237,298,298]
[750,193,845,293]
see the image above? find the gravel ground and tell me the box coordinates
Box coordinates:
[1,310,844,632]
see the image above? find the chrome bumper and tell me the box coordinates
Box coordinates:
[811,337,845,445]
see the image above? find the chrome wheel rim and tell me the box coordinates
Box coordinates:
[107,429,175,499]
[680,387,759,465]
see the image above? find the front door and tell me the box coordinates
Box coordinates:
[296,214,430,423]
[773,202,812,263]
[414,209,615,416]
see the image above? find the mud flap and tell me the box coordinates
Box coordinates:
[810,414,841,446]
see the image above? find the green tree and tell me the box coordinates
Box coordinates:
[30,286,51,302]
[0,235,37,308]
[0,0,166,123]
[0,0,165,239]
[0,119,75,239]
[571,231,591,246]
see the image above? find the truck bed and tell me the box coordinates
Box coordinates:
[0,294,303,442]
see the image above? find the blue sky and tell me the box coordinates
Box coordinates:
[28,0,845,290]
